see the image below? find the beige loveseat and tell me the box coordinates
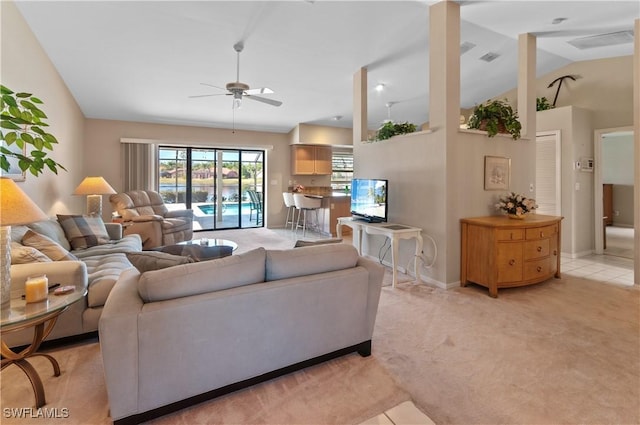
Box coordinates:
[7,218,142,347]
[99,243,384,425]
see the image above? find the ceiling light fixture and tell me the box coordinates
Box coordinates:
[552,17,568,25]
[332,115,343,121]
[567,30,634,50]
[375,83,385,92]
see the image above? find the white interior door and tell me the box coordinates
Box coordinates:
[536,131,561,216]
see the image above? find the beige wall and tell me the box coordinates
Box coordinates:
[501,55,634,130]
[1,1,86,215]
[84,119,292,226]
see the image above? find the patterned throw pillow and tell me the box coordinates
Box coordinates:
[21,230,78,261]
[57,215,110,250]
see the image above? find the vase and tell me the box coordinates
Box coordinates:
[508,214,526,220]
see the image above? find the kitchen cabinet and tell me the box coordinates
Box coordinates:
[460,214,562,297]
[291,145,332,175]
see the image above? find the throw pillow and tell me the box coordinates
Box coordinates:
[57,214,110,250]
[21,229,78,261]
[10,241,52,264]
[126,251,194,273]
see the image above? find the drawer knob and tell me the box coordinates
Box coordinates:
[553,250,557,256]
[537,246,542,252]
[540,232,545,237]
[509,259,516,266]
[537,266,542,272]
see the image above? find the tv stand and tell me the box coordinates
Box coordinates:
[337,217,423,288]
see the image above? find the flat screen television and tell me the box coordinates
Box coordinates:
[350,178,388,223]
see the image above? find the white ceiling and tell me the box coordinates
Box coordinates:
[14,1,639,134]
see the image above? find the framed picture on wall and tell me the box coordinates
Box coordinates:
[484,156,510,191]
[0,141,26,181]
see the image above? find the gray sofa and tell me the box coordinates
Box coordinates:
[7,218,142,347]
[99,243,384,425]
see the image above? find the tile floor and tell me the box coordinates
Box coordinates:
[562,253,635,286]
[358,401,436,425]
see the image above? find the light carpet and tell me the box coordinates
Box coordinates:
[1,229,638,424]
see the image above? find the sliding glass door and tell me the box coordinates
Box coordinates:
[158,146,264,231]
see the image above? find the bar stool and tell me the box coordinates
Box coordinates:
[282,192,297,230]
[293,193,321,237]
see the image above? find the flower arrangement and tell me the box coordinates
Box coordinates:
[292,184,305,193]
[495,192,538,217]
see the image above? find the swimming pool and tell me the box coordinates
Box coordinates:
[197,202,252,215]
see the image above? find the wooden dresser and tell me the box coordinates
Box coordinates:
[460,214,562,297]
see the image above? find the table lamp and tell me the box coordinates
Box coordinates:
[73,176,116,217]
[0,177,48,308]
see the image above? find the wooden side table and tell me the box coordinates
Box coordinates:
[1,287,86,407]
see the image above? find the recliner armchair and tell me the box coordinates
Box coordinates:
[110,190,193,249]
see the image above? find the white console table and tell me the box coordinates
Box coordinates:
[336,217,423,288]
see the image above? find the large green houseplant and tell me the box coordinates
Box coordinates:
[467,98,522,140]
[1,85,66,176]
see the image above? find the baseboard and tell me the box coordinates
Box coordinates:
[113,340,372,425]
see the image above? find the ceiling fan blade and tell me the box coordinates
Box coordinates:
[245,95,282,107]
[245,87,274,95]
[188,93,228,98]
[199,83,227,91]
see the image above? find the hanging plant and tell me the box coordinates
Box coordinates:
[0,85,66,176]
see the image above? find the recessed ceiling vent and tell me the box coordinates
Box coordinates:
[479,52,500,62]
[460,41,476,55]
[567,30,634,50]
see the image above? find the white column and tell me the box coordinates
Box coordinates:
[517,33,537,140]
[353,67,368,143]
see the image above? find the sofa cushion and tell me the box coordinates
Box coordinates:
[22,229,78,261]
[28,218,72,251]
[71,234,142,259]
[10,241,52,264]
[126,251,193,273]
[84,253,136,308]
[57,215,110,250]
[138,247,266,303]
[266,244,359,281]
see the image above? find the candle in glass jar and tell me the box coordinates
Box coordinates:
[25,275,48,303]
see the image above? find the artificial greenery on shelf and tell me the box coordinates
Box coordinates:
[536,96,554,111]
[375,120,417,141]
[467,98,522,140]
[0,85,66,176]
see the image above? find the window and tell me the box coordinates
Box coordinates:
[331,150,353,190]
[158,146,264,231]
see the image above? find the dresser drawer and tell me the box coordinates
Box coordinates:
[497,228,524,241]
[524,239,550,260]
[497,243,523,283]
[525,224,558,241]
[524,259,552,280]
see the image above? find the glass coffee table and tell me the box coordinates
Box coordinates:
[179,238,238,251]
[1,286,86,407]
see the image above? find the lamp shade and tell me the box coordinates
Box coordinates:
[0,177,47,226]
[73,176,117,196]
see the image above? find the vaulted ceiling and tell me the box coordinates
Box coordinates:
[14,1,639,133]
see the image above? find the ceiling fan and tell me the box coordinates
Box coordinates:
[190,41,282,109]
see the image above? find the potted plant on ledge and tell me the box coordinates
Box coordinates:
[374,120,417,141]
[467,98,522,140]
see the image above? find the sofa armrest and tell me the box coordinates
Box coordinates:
[165,209,193,219]
[99,268,144,420]
[10,261,88,299]
[356,257,384,337]
[105,222,123,240]
[130,214,164,222]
